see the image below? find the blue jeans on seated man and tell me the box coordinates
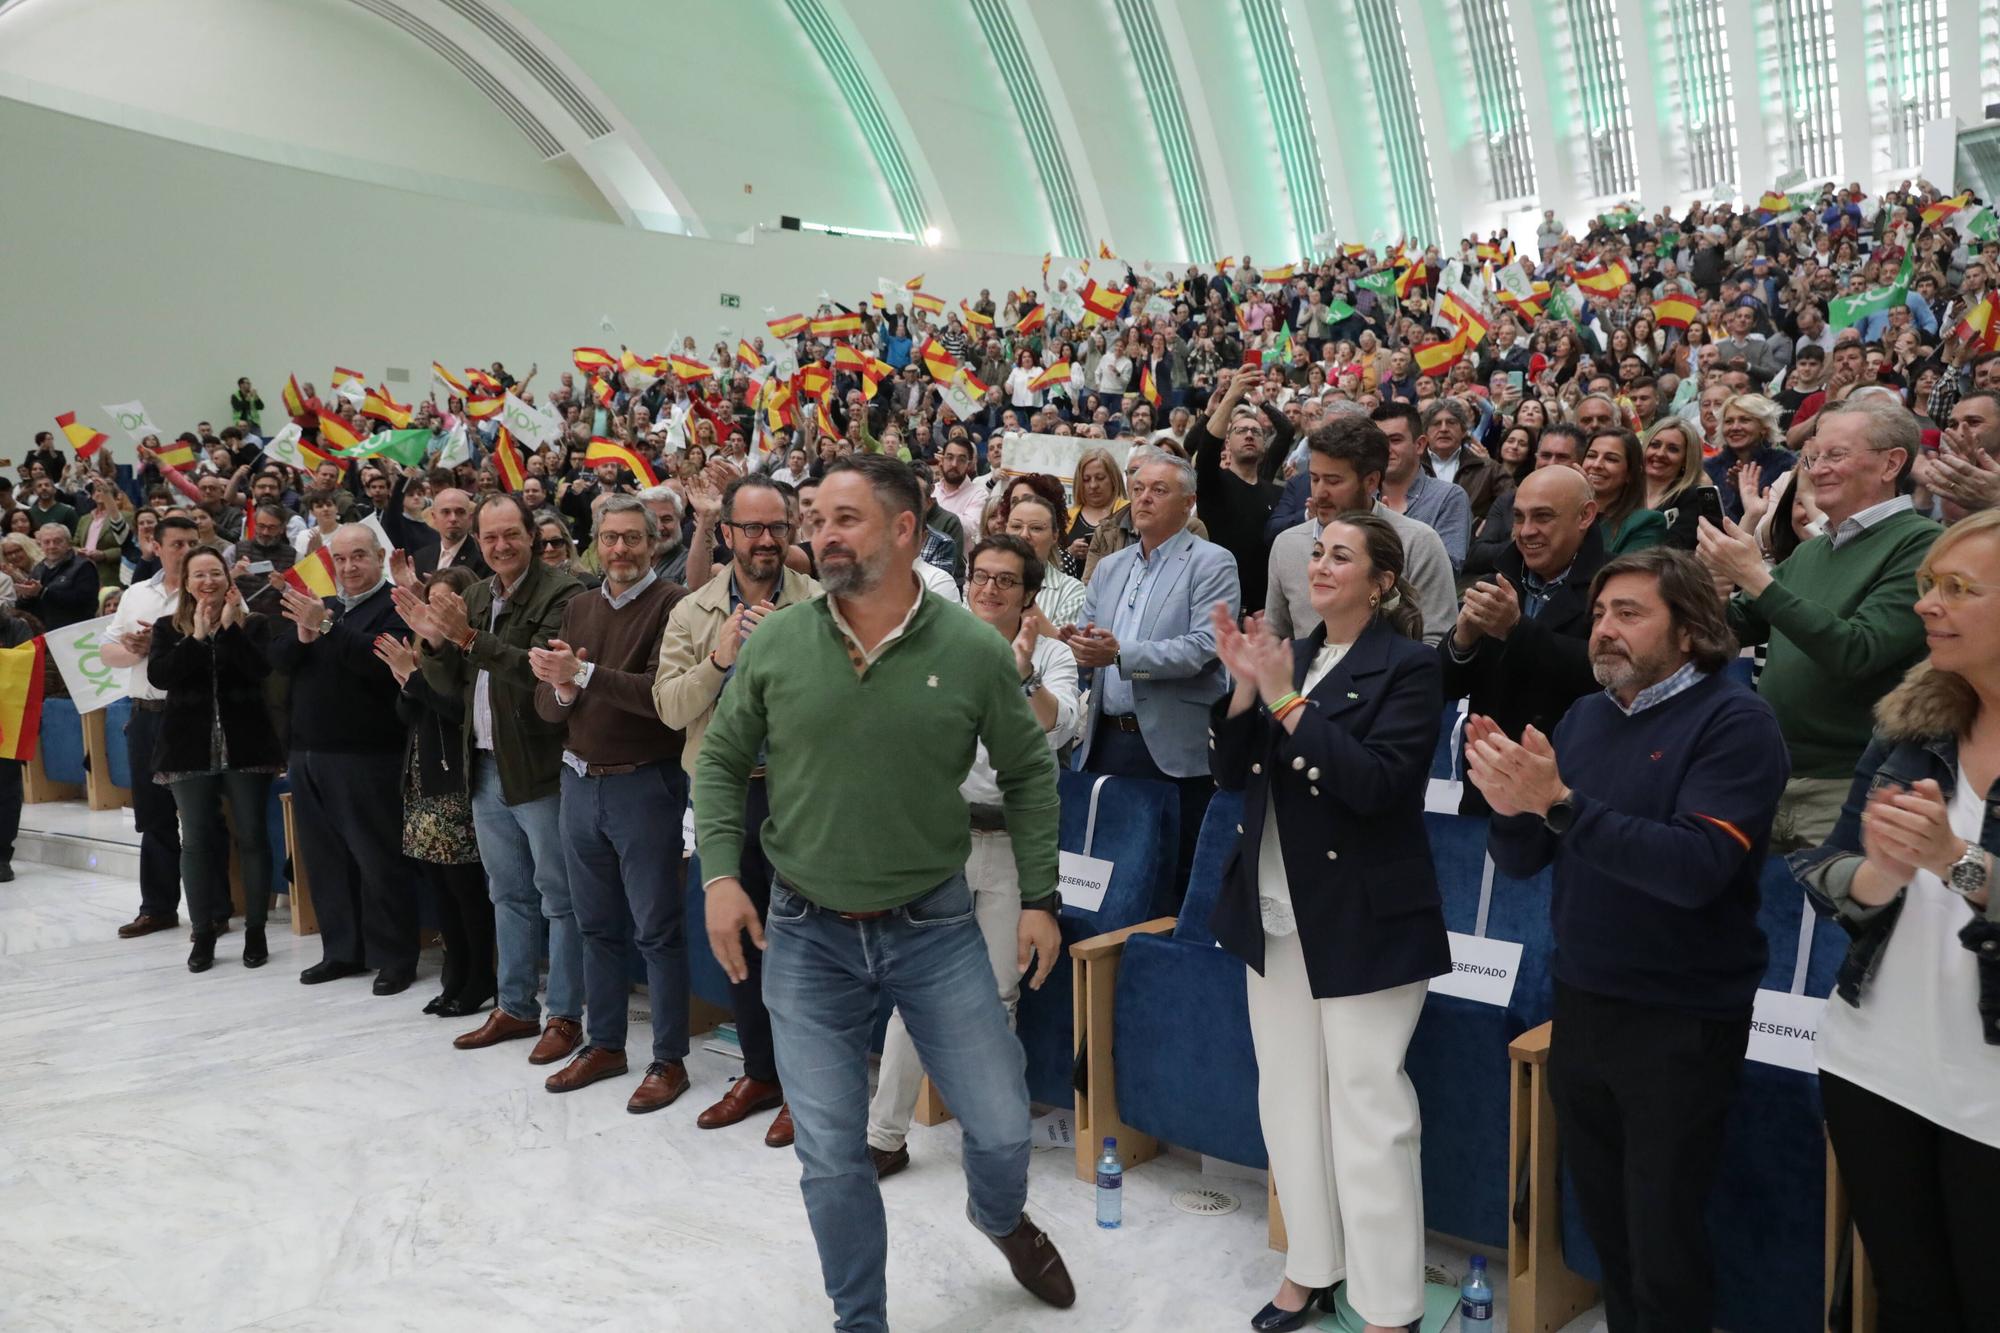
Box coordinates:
[560,761,689,1062]
[469,755,579,1026]
[763,873,1032,1333]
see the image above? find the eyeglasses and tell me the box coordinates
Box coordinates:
[967,570,1023,590]
[1801,446,1891,471]
[536,536,569,551]
[725,521,794,541]
[596,531,650,548]
[1916,570,1998,603]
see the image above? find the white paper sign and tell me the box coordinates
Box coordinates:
[43,615,127,714]
[1430,932,1523,1007]
[1057,850,1114,914]
[1746,988,1825,1073]
[994,433,1134,500]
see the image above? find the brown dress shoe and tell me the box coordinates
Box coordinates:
[984,1213,1075,1309]
[764,1103,795,1148]
[696,1075,784,1129]
[543,1045,628,1093]
[528,1017,583,1066]
[870,1144,910,1179]
[626,1060,690,1114]
[453,1008,540,1050]
[118,913,179,939]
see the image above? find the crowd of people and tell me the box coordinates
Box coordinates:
[9,176,1998,1333]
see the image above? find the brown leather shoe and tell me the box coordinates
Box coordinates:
[696,1075,784,1129]
[117,913,179,939]
[626,1060,690,1114]
[984,1213,1075,1309]
[543,1045,628,1094]
[870,1144,910,1179]
[764,1103,795,1148]
[453,1008,540,1050]
[528,1017,583,1065]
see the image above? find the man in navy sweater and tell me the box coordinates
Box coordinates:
[1465,547,1789,1333]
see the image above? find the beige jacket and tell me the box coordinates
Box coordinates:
[653,564,822,781]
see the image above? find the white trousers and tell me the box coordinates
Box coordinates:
[866,831,1023,1152]
[1245,925,1429,1327]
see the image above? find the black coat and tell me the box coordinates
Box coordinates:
[1437,527,1607,815]
[396,673,468,799]
[145,617,285,774]
[24,552,100,630]
[267,582,408,755]
[1209,619,1451,999]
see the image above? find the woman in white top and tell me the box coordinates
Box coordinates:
[1791,508,2000,1333]
[1094,336,1132,395]
[1004,347,1042,409]
[1001,492,1085,629]
[863,533,1078,1172]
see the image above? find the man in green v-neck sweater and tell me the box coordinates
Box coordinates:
[692,456,1076,1329]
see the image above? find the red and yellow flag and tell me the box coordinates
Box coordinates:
[869,291,887,309]
[1573,259,1630,296]
[464,395,504,420]
[1014,304,1047,335]
[492,428,527,491]
[283,374,308,418]
[0,639,47,762]
[1953,291,2000,352]
[55,412,108,459]
[1922,191,1972,227]
[1140,363,1160,407]
[331,366,364,389]
[810,312,863,338]
[668,354,713,382]
[831,344,869,373]
[1414,330,1471,377]
[1758,191,1791,214]
[585,436,659,487]
[736,339,764,371]
[573,346,617,374]
[1097,240,1116,260]
[797,364,833,400]
[768,313,810,340]
[284,547,338,600]
[316,411,365,453]
[154,439,198,470]
[431,362,468,397]
[464,368,502,393]
[1029,361,1070,392]
[1261,265,1296,283]
[1213,256,1236,274]
[960,300,994,329]
[920,339,959,383]
[1437,290,1489,342]
[1080,279,1125,321]
[862,358,893,395]
[1394,261,1429,300]
[1653,294,1700,329]
[361,385,412,429]
[903,275,925,291]
[910,292,945,315]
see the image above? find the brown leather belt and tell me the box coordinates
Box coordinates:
[133,699,167,713]
[836,909,893,922]
[1102,713,1142,733]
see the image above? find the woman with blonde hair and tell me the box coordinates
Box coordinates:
[1640,416,1713,549]
[1791,508,2000,1332]
[1707,392,1794,521]
[1062,446,1126,578]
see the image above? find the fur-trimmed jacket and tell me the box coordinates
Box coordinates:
[1788,662,2000,1045]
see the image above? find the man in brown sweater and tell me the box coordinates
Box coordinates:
[528,495,693,1114]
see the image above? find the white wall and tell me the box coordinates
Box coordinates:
[0,96,1057,461]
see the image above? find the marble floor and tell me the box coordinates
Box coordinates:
[0,840,1607,1332]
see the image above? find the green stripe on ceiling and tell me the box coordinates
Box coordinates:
[968,0,1088,257]
[1352,0,1438,245]
[782,0,930,238]
[1111,0,1214,261]
[1240,0,1330,256]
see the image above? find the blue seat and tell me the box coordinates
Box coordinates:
[103,698,135,790]
[39,697,85,785]
[1556,854,1848,1333]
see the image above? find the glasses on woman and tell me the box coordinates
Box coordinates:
[1915,570,1997,603]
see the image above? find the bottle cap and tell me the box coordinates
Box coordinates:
[1103,1137,1116,1149]
[1470,1254,1487,1268]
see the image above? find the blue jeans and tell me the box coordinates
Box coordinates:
[469,756,578,1024]
[561,762,688,1062]
[764,874,1031,1333]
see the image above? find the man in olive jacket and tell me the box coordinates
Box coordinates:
[401,493,584,1062]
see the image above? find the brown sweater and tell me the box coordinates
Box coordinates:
[532,574,686,767]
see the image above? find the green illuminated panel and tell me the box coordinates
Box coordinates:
[1112,0,1215,260]
[783,0,929,237]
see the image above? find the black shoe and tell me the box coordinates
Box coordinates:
[242,925,268,969]
[437,986,495,1018]
[213,918,231,935]
[187,933,216,974]
[372,966,416,996]
[0,862,15,883]
[423,992,449,1015]
[1249,1286,1331,1332]
[299,959,368,985]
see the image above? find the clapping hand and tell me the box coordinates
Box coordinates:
[1453,573,1522,649]
[1463,715,1568,819]
[1695,515,1770,595]
[1923,444,2000,514]
[425,585,473,644]
[219,585,249,631]
[372,633,417,686]
[1055,620,1119,668]
[278,584,327,642]
[1860,779,1966,881]
[1210,603,1291,705]
[1012,607,1042,678]
[390,583,443,647]
[527,637,586,688]
[388,548,416,588]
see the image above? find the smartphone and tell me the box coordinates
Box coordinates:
[1693,487,1725,527]
[247,560,274,575]
[1506,371,1525,392]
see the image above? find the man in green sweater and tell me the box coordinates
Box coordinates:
[1698,395,1940,849]
[694,455,1074,1330]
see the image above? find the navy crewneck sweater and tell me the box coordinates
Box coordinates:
[1488,670,1791,1018]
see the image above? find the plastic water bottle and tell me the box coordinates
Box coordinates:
[1095,1137,1122,1229]
[1459,1254,1493,1326]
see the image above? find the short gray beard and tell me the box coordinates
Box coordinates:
[1590,643,1676,694]
[819,545,888,597]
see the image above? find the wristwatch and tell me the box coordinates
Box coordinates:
[1543,793,1578,835]
[1947,842,1992,899]
[1020,667,1043,697]
[1021,890,1063,916]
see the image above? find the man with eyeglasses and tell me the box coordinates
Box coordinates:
[1697,395,1942,849]
[655,474,821,1145]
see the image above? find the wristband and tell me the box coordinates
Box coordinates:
[457,626,478,654]
[1266,690,1301,715]
[1271,696,1308,723]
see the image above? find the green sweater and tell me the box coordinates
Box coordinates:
[693,586,1060,912]
[1728,507,1938,777]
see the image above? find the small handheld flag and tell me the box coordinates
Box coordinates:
[585,437,660,487]
[491,429,527,491]
[283,548,338,600]
[0,639,47,762]
[55,412,109,460]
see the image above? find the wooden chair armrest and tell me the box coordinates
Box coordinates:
[1508,1020,1554,1066]
[1069,916,1177,963]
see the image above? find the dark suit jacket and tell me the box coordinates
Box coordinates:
[1209,619,1451,998]
[1437,527,1606,814]
[24,552,100,630]
[412,537,490,579]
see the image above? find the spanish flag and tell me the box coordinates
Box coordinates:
[736,339,763,371]
[668,354,713,382]
[911,292,945,315]
[1080,279,1125,321]
[55,412,109,460]
[1041,252,1052,283]
[1140,363,1160,407]
[155,439,198,470]
[1758,191,1791,214]
[0,639,47,762]
[316,411,365,454]
[1341,243,1368,259]
[1213,256,1235,275]
[1414,330,1471,377]
[585,436,659,487]
[917,340,957,383]
[1438,291,1490,342]
[831,345,868,373]
[331,366,364,389]
[863,358,893,394]
[492,428,527,491]
[815,395,838,438]
[904,275,925,290]
[573,346,617,374]
[1261,265,1296,282]
[1014,304,1047,335]
[1653,293,1700,329]
[768,313,810,340]
[1097,240,1116,260]
[1393,261,1428,300]
[361,385,413,430]
[464,395,504,420]
[811,312,864,338]
[870,291,887,309]
[1029,361,1070,392]
[1573,259,1630,295]
[961,300,994,329]
[283,374,308,419]
[1953,291,2000,352]
[465,368,502,393]
[797,364,833,400]
[1922,191,1972,227]
[283,547,338,600]
[432,362,468,397]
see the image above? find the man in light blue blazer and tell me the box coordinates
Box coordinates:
[1061,447,1240,898]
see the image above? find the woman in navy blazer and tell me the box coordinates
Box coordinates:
[1208,511,1448,1333]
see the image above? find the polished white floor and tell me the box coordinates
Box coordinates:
[0,821,1605,1332]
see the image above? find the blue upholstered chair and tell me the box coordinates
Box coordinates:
[103,697,135,790]
[37,696,86,787]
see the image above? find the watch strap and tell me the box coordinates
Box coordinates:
[1022,890,1063,915]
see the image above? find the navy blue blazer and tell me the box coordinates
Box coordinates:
[1208,617,1451,998]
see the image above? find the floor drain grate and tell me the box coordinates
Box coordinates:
[1171,1187,1240,1217]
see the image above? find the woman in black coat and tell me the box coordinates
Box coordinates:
[147,547,283,973]
[1207,511,1448,1333]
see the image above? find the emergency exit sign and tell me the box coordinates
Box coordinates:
[719,293,741,308]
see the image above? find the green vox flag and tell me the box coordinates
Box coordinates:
[1966,208,1999,243]
[1355,270,1397,297]
[1323,297,1358,322]
[332,428,430,466]
[1828,249,1914,330]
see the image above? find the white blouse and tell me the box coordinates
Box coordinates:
[1257,640,1352,936]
